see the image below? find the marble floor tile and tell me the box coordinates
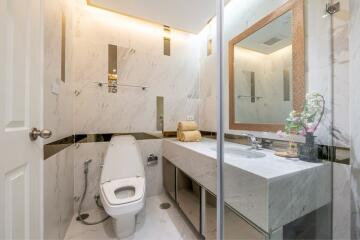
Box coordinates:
[64,194,199,240]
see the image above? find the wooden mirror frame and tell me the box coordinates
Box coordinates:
[229,0,305,132]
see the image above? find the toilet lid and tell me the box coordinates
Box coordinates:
[101,177,145,205]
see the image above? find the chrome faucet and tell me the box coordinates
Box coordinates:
[239,133,262,150]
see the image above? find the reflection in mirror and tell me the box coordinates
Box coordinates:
[229,0,304,132]
[234,12,292,123]
[234,12,293,124]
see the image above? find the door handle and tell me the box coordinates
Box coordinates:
[29,128,52,141]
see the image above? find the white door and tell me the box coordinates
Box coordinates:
[0,0,44,239]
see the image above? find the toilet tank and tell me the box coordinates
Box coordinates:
[101,135,145,184]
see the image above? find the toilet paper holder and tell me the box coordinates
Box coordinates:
[147,154,158,166]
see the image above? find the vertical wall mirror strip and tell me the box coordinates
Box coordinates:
[61,10,66,82]
[108,44,118,93]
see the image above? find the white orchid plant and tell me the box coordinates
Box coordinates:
[282,93,325,136]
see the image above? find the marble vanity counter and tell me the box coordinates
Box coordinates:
[163,137,332,234]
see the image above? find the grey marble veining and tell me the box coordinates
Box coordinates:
[332,0,351,148]
[137,139,164,197]
[73,142,108,212]
[163,138,332,233]
[350,0,360,238]
[44,146,75,240]
[66,0,200,134]
[44,0,74,144]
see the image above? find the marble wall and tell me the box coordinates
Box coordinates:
[73,140,163,212]
[198,0,350,147]
[67,0,200,134]
[332,0,351,148]
[44,0,74,144]
[349,0,360,238]
[199,0,290,134]
[41,0,357,238]
[44,146,74,240]
[43,0,75,239]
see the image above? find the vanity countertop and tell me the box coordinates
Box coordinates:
[163,137,332,234]
[164,138,324,180]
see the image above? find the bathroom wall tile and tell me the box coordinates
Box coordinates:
[73,142,109,212]
[349,0,360,238]
[73,139,164,212]
[199,0,289,133]
[137,139,164,197]
[67,0,200,134]
[332,0,350,148]
[44,146,74,240]
[44,0,74,144]
[43,1,75,239]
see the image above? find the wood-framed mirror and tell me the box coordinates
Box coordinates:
[229,0,305,132]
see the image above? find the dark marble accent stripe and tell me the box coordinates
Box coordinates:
[44,135,74,160]
[162,131,177,138]
[44,132,160,160]
[44,131,349,165]
[76,132,159,143]
[162,131,217,138]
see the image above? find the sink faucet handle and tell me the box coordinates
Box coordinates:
[251,139,262,150]
[239,133,262,149]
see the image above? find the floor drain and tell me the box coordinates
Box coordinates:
[76,213,90,221]
[160,202,171,209]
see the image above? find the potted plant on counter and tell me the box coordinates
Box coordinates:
[298,93,325,162]
[278,93,325,162]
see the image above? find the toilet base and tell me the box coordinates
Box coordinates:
[112,214,136,239]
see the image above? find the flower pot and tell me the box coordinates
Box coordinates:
[299,133,319,162]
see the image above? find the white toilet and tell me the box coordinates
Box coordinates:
[100,135,146,239]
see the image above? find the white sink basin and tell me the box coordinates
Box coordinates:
[210,146,266,158]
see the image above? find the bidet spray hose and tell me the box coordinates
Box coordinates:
[77,160,110,225]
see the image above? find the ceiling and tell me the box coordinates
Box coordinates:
[236,11,292,55]
[87,0,229,33]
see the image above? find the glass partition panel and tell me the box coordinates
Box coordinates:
[222,0,335,239]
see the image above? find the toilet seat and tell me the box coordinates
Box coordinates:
[101,177,145,206]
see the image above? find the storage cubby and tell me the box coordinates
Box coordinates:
[162,157,176,200]
[176,169,201,232]
[163,158,265,240]
[204,191,265,240]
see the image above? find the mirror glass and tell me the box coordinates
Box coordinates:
[234,11,293,124]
